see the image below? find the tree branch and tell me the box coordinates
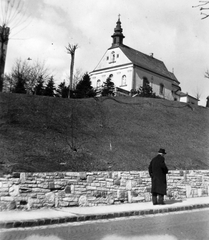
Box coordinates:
[201,13,209,19]
[193,1,209,19]
[205,70,209,78]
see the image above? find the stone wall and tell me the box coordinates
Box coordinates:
[0,170,209,211]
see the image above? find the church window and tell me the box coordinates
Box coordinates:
[107,56,109,61]
[111,51,115,62]
[159,83,164,95]
[143,77,149,87]
[117,54,119,58]
[97,79,101,88]
[121,75,127,86]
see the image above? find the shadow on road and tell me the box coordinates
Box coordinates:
[164,199,183,205]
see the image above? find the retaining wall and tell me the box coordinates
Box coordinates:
[0,170,209,211]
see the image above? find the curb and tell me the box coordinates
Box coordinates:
[1,203,209,229]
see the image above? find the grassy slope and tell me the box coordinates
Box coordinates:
[0,92,209,173]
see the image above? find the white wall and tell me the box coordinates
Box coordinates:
[134,67,174,100]
[90,65,133,91]
[94,48,131,71]
[180,96,198,105]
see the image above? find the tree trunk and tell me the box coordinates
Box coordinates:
[0,26,10,92]
[70,52,75,91]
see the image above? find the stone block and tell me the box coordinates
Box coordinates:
[8,200,16,210]
[117,190,127,199]
[198,189,202,197]
[0,187,8,192]
[9,184,19,197]
[114,178,121,186]
[49,182,55,189]
[65,185,71,194]
[87,176,94,183]
[106,195,114,204]
[79,172,87,180]
[20,173,26,183]
[108,172,113,178]
[1,196,14,201]
[138,178,143,184]
[144,192,151,202]
[79,195,88,206]
[66,172,79,177]
[127,190,132,203]
[62,197,77,202]
[45,192,55,203]
[59,202,69,207]
[186,185,191,198]
[69,201,79,206]
[106,182,112,188]
[87,196,96,201]
[132,196,145,202]
[126,180,132,190]
[86,186,96,190]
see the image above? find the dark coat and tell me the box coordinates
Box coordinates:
[148,154,168,195]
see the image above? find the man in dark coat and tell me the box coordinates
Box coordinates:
[148,148,168,205]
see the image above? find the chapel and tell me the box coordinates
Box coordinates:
[90,16,182,101]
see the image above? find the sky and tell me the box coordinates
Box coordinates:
[1,0,209,106]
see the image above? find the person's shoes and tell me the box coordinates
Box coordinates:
[152,195,157,205]
[158,195,165,205]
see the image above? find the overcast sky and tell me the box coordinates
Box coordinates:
[2,0,209,106]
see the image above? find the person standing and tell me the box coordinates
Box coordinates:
[148,148,168,205]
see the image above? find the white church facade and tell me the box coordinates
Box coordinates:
[90,17,198,105]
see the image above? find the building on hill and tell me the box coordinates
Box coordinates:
[178,92,199,105]
[90,16,197,104]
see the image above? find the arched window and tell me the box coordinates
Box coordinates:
[143,77,149,87]
[97,79,101,88]
[111,51,115,62]
[159,83,164,95]
[121,75,127,86]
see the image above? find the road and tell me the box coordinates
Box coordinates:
[1,209,209,240]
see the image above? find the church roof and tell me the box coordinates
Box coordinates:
[113,44,179,82]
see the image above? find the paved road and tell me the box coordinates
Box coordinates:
[1,209,209,240]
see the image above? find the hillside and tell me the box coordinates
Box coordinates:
[0,92,209,174]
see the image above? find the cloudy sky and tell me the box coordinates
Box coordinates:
[2,0,209,106]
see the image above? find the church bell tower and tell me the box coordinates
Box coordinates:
[111,15,125,47]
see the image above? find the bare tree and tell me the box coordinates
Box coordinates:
[65,43,78,95]
[194,87,202,101]
[205,70,209,78]
[192,1,209,19]
[0,0,29,92]
[26,60,49,94]
[3,58,50,94]
[73,68,83,89]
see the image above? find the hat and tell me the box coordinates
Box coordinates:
[158,148,166,154]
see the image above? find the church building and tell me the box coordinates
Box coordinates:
[90,16,182,101]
